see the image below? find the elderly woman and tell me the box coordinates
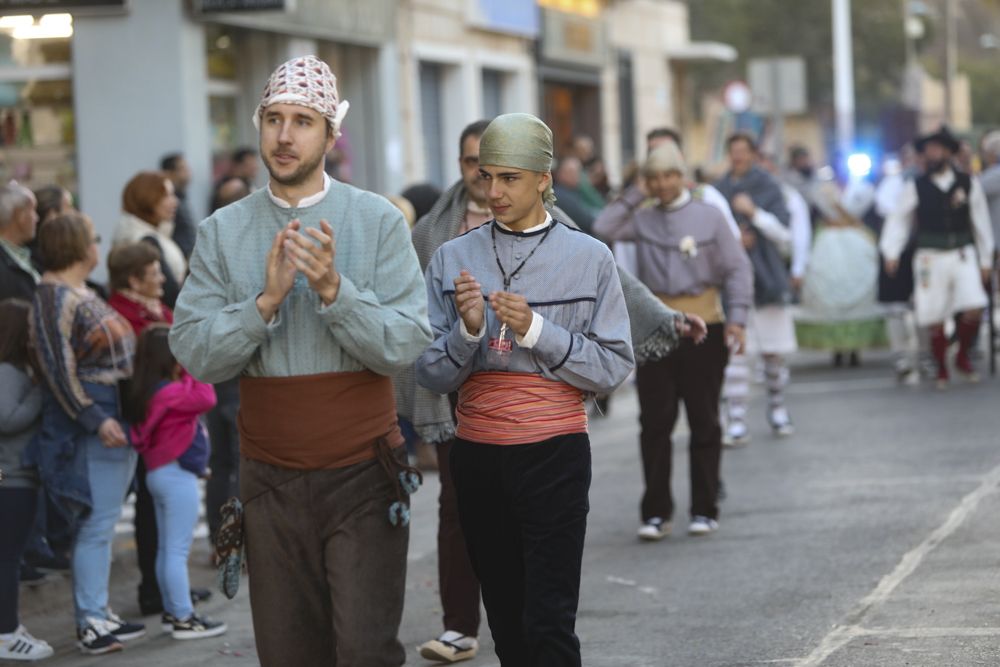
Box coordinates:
[594,142,754,540]
[113,172,184,308]
[107,241,172,335]
[27,212,145,655]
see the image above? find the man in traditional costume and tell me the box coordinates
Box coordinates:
[880,127,994,389]
[416,113,633,667]
[715,133,797,443]
[403,120,700,663]
[170,56,431,666]
[595,142,752,540]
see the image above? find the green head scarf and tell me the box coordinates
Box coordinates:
[478,113,556,206]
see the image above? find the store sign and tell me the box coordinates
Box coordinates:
[541,8,606,69]
[467,0,538,38]
[200,0,394,45]
[197,0,284,12]
[0,0,127,11]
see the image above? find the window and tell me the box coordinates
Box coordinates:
[419,61,445,187]
[482,68,504,119]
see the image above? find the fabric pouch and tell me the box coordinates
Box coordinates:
[214,497,245,600]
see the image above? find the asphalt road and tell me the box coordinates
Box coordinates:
[19,351,1000,666]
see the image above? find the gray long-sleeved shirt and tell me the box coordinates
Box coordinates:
[416,220,634,397]
[170,180,432,382]
[594,190,754,326]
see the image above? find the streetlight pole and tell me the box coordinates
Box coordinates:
[832,0,856,155]
[943,0,957,126]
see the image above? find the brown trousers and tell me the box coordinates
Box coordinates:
[240,455,408,667]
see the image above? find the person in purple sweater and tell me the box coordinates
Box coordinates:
[595,141,753,540]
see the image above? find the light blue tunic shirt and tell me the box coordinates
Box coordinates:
[169,179,432,382]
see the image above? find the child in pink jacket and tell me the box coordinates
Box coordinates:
[128,325,227,641]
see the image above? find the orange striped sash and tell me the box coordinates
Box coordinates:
[456,372,588,446]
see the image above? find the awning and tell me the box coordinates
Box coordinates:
[664,41,737,63]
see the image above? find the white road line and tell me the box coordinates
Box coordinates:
[794,460,1000,667]
[862,626,1000,638]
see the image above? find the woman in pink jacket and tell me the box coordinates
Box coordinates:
[127,325,227,641]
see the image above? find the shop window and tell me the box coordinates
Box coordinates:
[0,26,75,191]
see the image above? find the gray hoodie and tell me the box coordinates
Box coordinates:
[0,362,42,489]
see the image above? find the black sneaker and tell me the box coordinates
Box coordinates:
[161,613,178,633]
[77,619,123,655]
[170,614,228,640]
[26,551,71,573]
[190,587,213,605]
[104,609,146,641]
[18,563,48,587]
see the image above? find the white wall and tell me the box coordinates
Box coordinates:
[73,0,211,280]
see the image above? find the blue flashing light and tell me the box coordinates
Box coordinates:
[846,153,873,179]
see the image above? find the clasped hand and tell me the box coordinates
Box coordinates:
[453,271,533,338]
[257,219,340,320]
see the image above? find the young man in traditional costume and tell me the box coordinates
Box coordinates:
[881,126,994,389]
[170,56,431,666]
[416,113,634,667]
[403,118,700,663]
[595,142,753,539]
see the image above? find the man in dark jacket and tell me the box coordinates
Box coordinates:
[161,153,197,259]
[715,133,796,444]
[0,183,39,302]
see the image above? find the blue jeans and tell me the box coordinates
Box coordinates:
[146,462,199,620]
[72,435,137,627]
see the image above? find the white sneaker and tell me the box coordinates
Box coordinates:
[688,516,719,536]
[0,625,54,661]
[768,407,794,437]
[418,631,479,663]
[637,518,672,541]
[725,419,750,447]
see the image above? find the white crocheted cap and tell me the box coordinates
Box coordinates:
[252,55,350,139]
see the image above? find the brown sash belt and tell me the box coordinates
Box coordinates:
[237,370,403,470]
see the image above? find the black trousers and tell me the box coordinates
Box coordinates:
[0,488,37,633]
[451,433,591,667]
[435,439,481,637]
[205,382,240,544]
[133,458,160,604]
[637,323,729,522]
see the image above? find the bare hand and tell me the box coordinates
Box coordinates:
[453,271,485,335]
[790,276,804,292]
[98,418,128,448]
[257,221,299,321]
[677,313,708,344]
[982,268,993,286]
[725,323,746,355]
[489,292,534,337]
[884,259,899,277]
[285,219,340,306]
[636,179,650,199]
[732,193,756,218]
[741,227,757,250]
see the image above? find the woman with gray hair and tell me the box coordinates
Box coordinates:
[595,141,753,540]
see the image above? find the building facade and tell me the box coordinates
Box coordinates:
[0,0,731,278]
